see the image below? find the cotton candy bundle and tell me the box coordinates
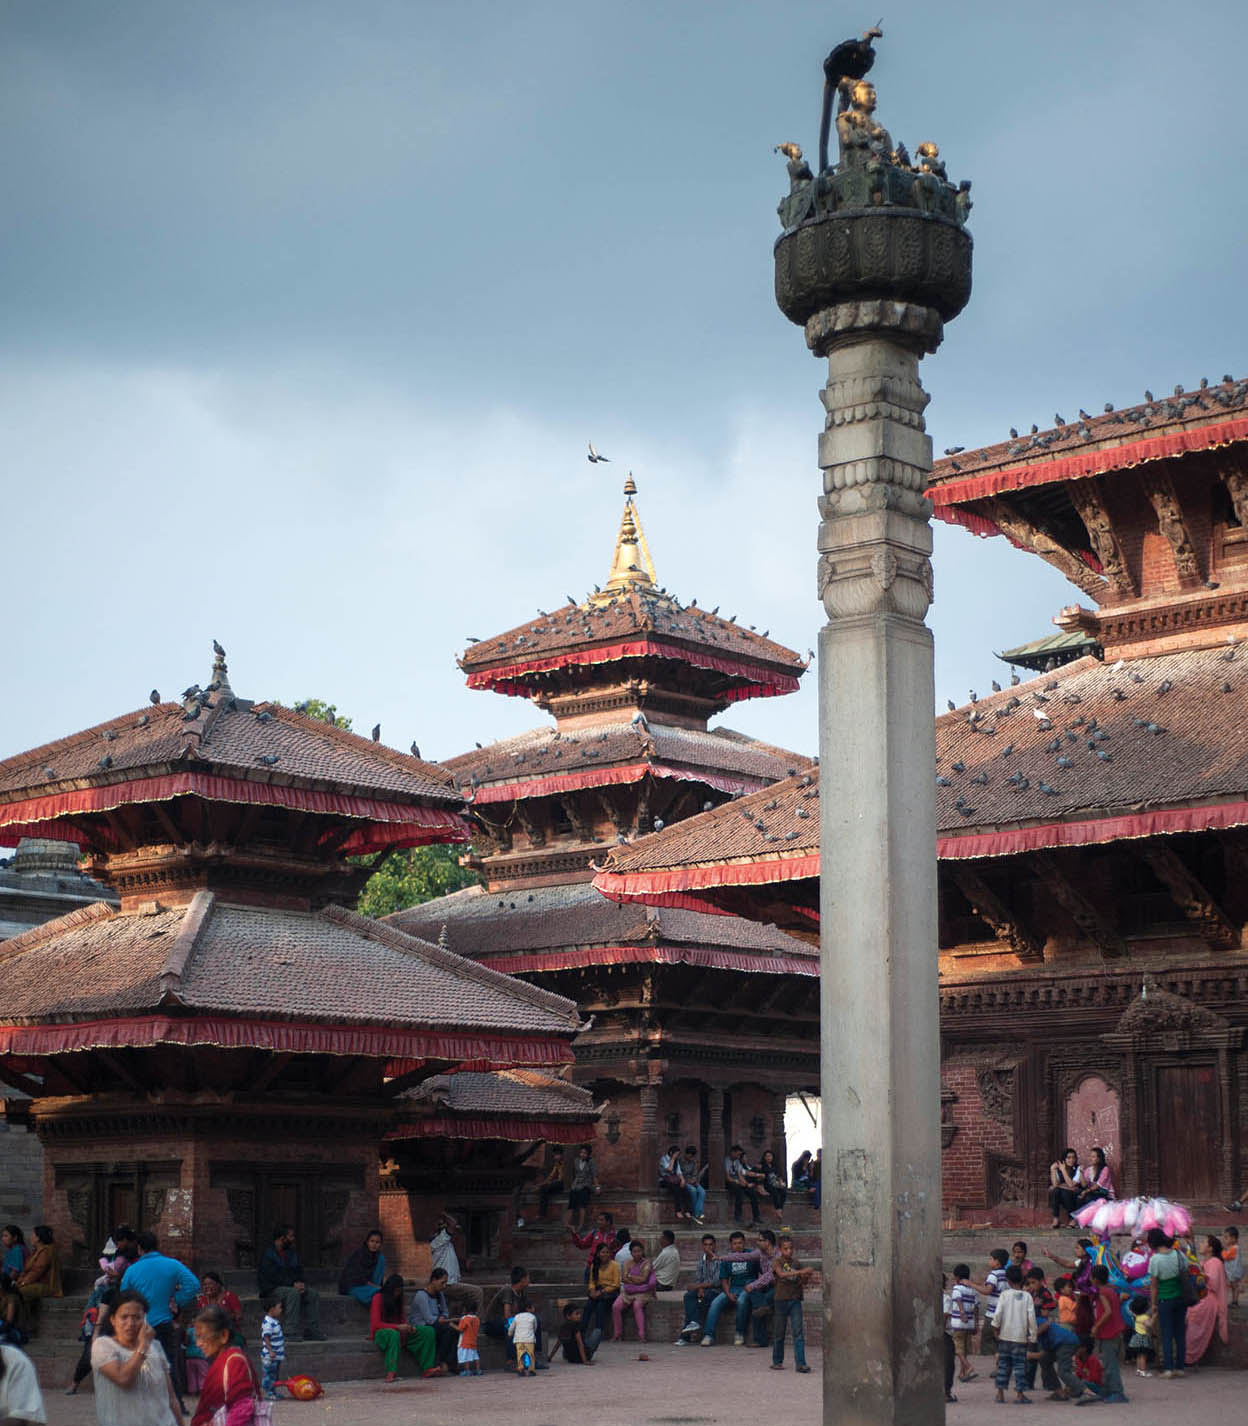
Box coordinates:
[1164,1203,1192,1237]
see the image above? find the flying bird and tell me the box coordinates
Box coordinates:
[587,441,610,463]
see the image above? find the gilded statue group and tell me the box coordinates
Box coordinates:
[775,27,971,231]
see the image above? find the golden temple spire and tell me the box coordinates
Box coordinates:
[600,473,657,597]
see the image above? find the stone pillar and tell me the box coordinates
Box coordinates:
[706,1086,725,1194]
[812,306,946,1426]
[773,39,972,1423]
[638,1083,659,1193]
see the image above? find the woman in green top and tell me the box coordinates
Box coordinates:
[1146,1227,1188,1375]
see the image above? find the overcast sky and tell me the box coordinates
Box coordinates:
[3,1,1246,766]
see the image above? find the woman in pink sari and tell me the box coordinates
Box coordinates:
[611,1240,656,1343]
[1185,1235,1228,1365]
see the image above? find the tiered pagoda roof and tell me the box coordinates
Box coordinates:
[0,895,580,1067]
[0,646,584,1097]
[0,658,465,861]
[444,722,808,806]
[459,476,807,720]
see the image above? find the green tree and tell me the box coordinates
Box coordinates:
[356,844,479,918]
[288,698,352,730]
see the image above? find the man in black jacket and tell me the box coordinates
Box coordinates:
[257,1224,326,1340]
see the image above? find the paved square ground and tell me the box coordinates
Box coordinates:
[48,1342,1242,1426]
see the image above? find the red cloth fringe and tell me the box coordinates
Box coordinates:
[466,639,800,702]
[0,773,468,853]
[0,1015,573,1066]
[931,418,1248,515]
[470,763,765,805]
[386,1116,594,1143]
[475,943,817,977]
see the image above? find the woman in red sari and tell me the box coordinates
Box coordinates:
[190,1305,257,1426]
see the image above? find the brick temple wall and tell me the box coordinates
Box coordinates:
[0,1121,44,1225]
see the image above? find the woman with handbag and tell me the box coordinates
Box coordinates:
[190,1304,264,1426]
[1146,1227,1191,1376]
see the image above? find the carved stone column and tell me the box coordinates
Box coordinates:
[706,1086,726,1195]
[773,35,972,1426]
[811,305,946,1426]
[638,1082,659,1193]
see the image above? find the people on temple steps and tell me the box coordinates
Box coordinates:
[257,1223,326,1342]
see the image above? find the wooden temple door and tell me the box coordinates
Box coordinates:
[1155,1064,1220,1200]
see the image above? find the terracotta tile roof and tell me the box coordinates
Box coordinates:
[0,893,582,1035]
[934,647,1248,836]
[930,375,1248,487]
[442,721,812,799]
[596,771,819,881]
[596,645,1248,895]
[0,698,459,809]
[402,1068,596,1120]
[459,588,806,695]
[387,879,815,962]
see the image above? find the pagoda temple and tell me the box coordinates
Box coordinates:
[597,377,1248,1219]
[0,647,584,1269]
[389,479,820,1196]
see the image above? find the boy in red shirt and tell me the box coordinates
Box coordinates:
[1087,1263,1128,1403]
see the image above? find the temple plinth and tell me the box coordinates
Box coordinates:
[774,32,972,1426]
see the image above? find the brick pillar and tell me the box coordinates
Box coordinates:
[638,1083,659,1192]
[706,1086,725,1193]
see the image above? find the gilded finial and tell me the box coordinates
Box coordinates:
[595,474,657,601]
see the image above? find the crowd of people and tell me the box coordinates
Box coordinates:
[526,1144,822,1232]
[940,1220,1239,1407]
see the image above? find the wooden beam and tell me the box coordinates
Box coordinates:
[249,1053,294,1094]
[1139,843,1238,948]
[948,865,1044,962]
[1066,482,1137,596]
[981,498,1106,600]
[103,811,137,851]
[1031,851,1126,957]
[151,803,182,845]
[94,1049,144,1093]
[1219,460,1248,528]
[1143,471,1202,583]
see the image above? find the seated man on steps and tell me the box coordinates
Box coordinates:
[257,1223,326,1342]
[484,1266,546,1369]
[678,1234,719,1343]
[724,1145,764,1225]
[653,1231,681,1293]
[700,1230,759,1346]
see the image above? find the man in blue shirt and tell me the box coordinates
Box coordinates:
[1033,1310,1084,1401]
[257,1223,325,1340]
[120,1230,199,1408]
[700,1230,760,1345]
